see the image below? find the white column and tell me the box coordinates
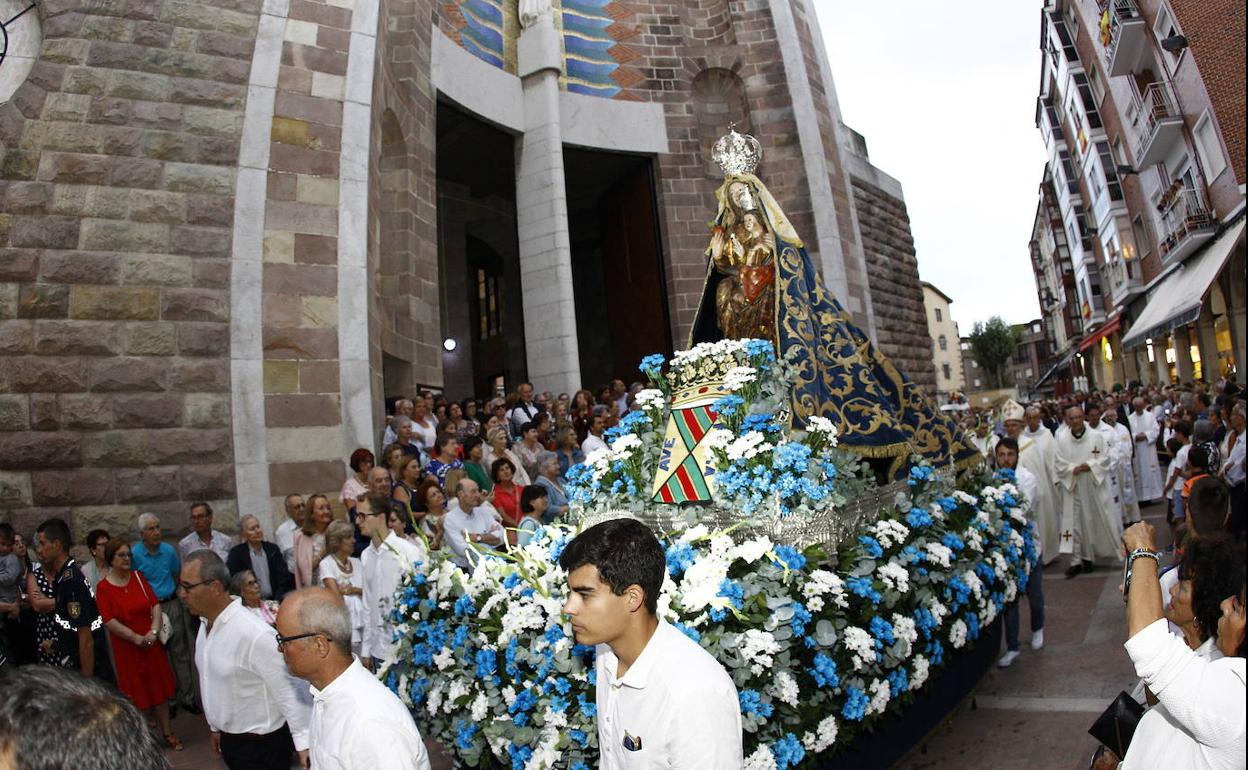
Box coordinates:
[514,15,581,395]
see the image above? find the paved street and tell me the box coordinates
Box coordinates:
[897,501,1170,770]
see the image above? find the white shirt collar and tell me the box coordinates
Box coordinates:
[310,657,366,702]
[606,619,671,690]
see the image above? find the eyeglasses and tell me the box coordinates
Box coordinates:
[360,510,386,518]
[177,579,212,592]
[276,631,329,651]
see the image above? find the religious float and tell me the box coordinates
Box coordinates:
[383,130,1037,769]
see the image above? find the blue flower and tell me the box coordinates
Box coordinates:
[965,612,980,642]
[993,467,1017,483]
[639,353,666,376]
[771,733,805,770]
[888,666,910,696]
[841,686,869,721]
[846,576,882,605]
[913,607,938,639]
[743,338,776,361]
[858,535,884,559]
[947,575,971,608]
[577,694,596,718]
[673,622,701,643]
[810,652,839,688]
[901,545,921,564]
[453,594,476,617]
[569,729,589,748]
[508,745,533,770]
[936,496,958,513]
[665,542,696,578]
[870,616,896,647]
[906,506,933,528]
[605,410,651,442]
[710,578,745,621]
[908,465,935,486]
[742,413,782,434]
[502,573,522,591]
[474,648,497,679]
[738,689,774,719]
[453,718,478,749]
[773,442,812,473]
[942,532,965,552]
[926,639,945,666]
[772,545,807,571]
[711,394,745,418]
[789,602,812,636]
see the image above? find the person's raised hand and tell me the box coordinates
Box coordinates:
[1122,521,1156,554]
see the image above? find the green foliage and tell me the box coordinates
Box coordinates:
[968,317,1020,390]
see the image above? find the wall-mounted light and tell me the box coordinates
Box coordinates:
[443,338,457,352]
[1160,34,1188,53]
[1116,164,1139,176]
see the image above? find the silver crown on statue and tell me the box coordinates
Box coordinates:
[712,126,762,176]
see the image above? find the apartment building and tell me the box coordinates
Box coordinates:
[1029,0,1245,392]
[922,283,966,401]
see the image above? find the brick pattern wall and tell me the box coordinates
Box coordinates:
[850,176,937,397]
[0,0,256,539]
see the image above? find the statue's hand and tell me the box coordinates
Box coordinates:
[708,227,726,257]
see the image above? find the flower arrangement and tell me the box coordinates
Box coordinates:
[384,464,1036,768]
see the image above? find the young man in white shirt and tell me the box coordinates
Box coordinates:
[442,479,506,570]
[994,437,1045,668]
[177,550,311,770]
[359,495,426,669]
[276,587,431,770]
[560,518,742,768]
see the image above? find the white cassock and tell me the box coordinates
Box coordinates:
[1128,409,1164,501]
[1054,427,1122,563]
[1109,420,1141,523]
[1094,421,1126,519]
[1018,427,1060,564]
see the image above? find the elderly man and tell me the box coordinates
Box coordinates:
[1055,406,1121,578]
[131,512,199,714]
[1129,397,1165,503]
[391,416,427,466]
[226,516,295,601]
[508,382,539,439]
[359,495,426,669]
[381,398,415,447]
[442,479,506,570]
[1102,407,1142,525]
[179,551,310,769]
[1002,403,1060,564]
[275,494,306,573]
[178,502,235,562]
[276,588,431,770]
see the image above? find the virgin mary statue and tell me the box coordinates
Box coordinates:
[689,129,980,477]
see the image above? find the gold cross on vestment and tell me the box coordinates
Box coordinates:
[1061,530,1073,542]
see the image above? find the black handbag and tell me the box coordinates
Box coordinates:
[1088,691,1145,759]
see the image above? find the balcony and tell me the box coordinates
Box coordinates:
[1132,81,1184,167]
[1104,0,1147,77]
[1157,186,1216,263]
[1105,251,1144,305]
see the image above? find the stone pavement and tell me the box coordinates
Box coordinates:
[896,500,1171,770]
[171,503,1168,770]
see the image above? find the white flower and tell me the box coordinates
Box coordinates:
[726,431,773,461]
[470,692,489,721]
[803,715,838,752]
[678,523,710,543]
[866,678,891,716]
[924,542,953,568]
[433,648,455,671]
[964,527,984,553]
[910,655,930,690]
[740,629,782,676]
[953,490,979,507]
[806,595,824,612]
[1004,579,1018,603]
[928,599,948,626]
[962,569,984,600]
[806,415,838,445]
[635,388,666,411]
[843,626,876,671]
[610,433,643,456]
[499,599,545,644]
[877,561,910,593]
[803,570,847,609]
[873,519,910,549]
[724,365,758,392]
[702,427,734,452]
[733,537,773,564]
[771,670,800,707]
[891,613,918,646]
[501,685,517,707]
[426,682,444,716]
[744,745,778,770]
[949,618,968,649]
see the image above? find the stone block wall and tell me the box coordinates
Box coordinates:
[0,0,258,539]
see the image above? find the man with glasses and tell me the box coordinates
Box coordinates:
[179,550,310,770]
[276,587,431,769]
[178,502,235,562]
[275,494,306,573]
[359,495,426,670]
[131,512,199,715]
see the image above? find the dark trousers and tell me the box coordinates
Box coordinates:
[219,723,293,770]
[1004,561,1045,651]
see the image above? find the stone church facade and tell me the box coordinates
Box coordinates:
[0,0,932,537]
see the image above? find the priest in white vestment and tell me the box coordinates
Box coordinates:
[1054,406,1122,578]
[1128,398,1164,502]
[1004,402,1060,564]
[1089,405,1126,522]
[1102,408,1141,525]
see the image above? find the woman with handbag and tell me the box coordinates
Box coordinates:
[1100,522,1246,769]
[94,537,180,751]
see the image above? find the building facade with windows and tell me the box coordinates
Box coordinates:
[1029,0,1245,394]
[922,282,965,402]
[1011,319,1050,399]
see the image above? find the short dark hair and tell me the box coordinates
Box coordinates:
[520,484,548,514]
[103,538,131,566]
[1179,536,1245,644]
[1188,476,1230,536]
[435,432,457,453]
[35,518,72,551]
[183,550,230,592]
[520,421,537,434]
[995,436,1019,454]
[490,457,516,482]
[0,665,170,770]
[0,523,13,543]
[349,447,375,472]
[1188,443,1214,473]
[363,494,395,519]
[85,529,110,550]
[1174,420,1193,439]
[559,519,664,615]
[190,501,212,516]
[462,436,484,455]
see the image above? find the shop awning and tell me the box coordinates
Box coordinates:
[1034,345,1078,388]
[1079,315,1122,351]
[1122,217,1245,349]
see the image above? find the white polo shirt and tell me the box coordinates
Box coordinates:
[309,658,431,770]
[595,619,743,769]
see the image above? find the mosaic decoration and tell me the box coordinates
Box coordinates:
[560,0,621,96]
[445,0,516,71]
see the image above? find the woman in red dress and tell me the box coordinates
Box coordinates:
[490,457,524,536]
[95,537,180,751]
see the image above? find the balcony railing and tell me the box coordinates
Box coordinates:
[1104,0,1147,76]
[1157,187,1216,263]
[1132,81,1184,167]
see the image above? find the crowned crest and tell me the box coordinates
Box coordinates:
[712,127,762,176]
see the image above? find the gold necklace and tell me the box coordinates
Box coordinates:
[333,554,353,574]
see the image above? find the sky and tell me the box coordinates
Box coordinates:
[814,0,1048,334]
